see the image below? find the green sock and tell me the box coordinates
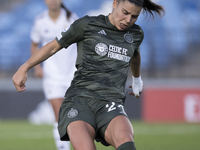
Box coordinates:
[117,141,136,150]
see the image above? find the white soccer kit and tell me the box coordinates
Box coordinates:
[30,9,78,100]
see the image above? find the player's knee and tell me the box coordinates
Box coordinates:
[112,131,133,148]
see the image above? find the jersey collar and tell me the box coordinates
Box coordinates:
[105,14,118,30]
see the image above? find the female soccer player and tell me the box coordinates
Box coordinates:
[30,0,78,150]
[13,0,164,150]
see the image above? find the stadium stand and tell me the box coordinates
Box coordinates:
[0,0,200,77]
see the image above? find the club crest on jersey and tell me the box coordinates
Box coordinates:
[124,32,133,43]
[67,108,78,118]
[95,43,108,56]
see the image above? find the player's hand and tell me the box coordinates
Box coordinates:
[12,66,28,92]
[128,76,143,98]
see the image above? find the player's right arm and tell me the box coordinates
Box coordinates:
[31,41,43,78]
[12,39,62,92]
[13,16,89,92]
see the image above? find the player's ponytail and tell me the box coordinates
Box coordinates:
[61,3,72,20]
[117,0,165,18]
[142,0,165,18]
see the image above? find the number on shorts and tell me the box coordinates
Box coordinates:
[106,102,116,112]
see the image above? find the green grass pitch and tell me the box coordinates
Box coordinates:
[0,120,200,150]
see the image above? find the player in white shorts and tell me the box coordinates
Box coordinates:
[30,0,78,150]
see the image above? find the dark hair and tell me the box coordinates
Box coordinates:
[117,0,165,18]
[61,3,72,20]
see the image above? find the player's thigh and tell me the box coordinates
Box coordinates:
[67,121,96,150]
[95,100,128,146]
[105,115,134,148]
[49,98,63,121]
[58,96,96,143]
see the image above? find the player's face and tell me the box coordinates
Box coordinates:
[44,0,62,11]
[109,0,142,30]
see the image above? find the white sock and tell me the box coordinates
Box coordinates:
[53,122,70,150]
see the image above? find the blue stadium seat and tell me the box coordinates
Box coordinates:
[0,0,200,71]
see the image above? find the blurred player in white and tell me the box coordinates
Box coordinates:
[30,0,78,150]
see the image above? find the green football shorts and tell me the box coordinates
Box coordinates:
[58,96,128,146]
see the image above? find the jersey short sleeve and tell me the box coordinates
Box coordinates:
[30,17,42,44]
[134,26,143,50]
[56,16,89,48]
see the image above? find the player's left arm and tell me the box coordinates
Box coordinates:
[129,50,143,98]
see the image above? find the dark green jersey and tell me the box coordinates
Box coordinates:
[56,15,144,102]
